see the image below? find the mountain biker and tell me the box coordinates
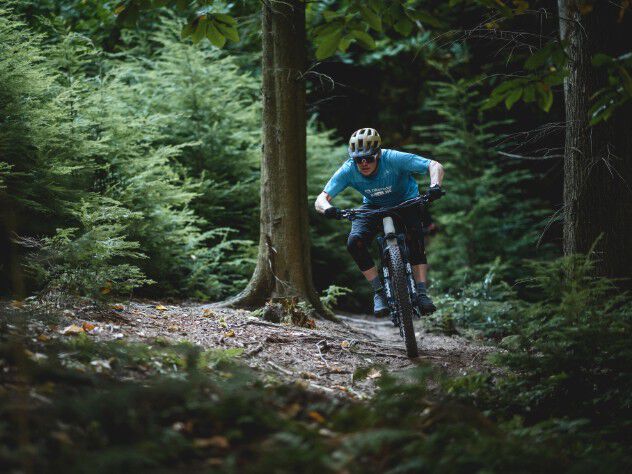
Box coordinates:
[314,128,445,317]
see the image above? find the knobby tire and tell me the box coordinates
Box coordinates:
[386,243,418,358]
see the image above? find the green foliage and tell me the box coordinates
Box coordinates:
[491,252,632,439]
[431,259,519,337]
[113,18,261,236]
[3,307,616,474]
[308,1,445,59]
[20,200,152,298]
[589,51,632,124]
[0,7,261,299]
[411,79,548,291]
[320,284,352,313]
[483,42,566,113]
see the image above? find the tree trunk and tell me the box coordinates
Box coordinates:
[225,0,328,316]
[558,1,632,285]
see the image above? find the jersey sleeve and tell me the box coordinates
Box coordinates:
[323,164,350,198]
[391,149,431,175]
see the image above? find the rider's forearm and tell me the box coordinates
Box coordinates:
[315,191,333,214]
[429,161,444,187]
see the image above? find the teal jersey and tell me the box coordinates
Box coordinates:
[323,149,431,207]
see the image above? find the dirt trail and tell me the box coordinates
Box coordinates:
[35,300,498,398]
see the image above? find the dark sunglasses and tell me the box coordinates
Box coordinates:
[353,153,378,165]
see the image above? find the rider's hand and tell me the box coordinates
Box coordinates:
[426,184,445,202]
[324,206,342,220]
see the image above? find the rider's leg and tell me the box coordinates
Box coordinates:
[346,207,387,316]
[401,206,436,314]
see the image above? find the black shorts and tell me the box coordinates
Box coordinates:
[346,202,427,271]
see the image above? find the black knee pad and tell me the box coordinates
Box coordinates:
[347,234,374,271]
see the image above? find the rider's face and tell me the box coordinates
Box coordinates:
[356,155,378,176]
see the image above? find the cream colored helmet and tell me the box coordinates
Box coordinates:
[348,128,381,159]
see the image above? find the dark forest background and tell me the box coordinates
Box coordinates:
[1,1,631,472]
[1,0,570,310]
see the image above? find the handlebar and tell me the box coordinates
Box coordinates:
[340,193,432,222]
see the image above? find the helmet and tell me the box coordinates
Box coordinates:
[348,128,381,158]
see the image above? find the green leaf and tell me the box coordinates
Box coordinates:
[523,84,536,103]
[191,19,206,44]
[206,21,226,48]
[314,20,344,38]
[505,89,523,109]
[359,6,382,32]
[393,17,414,36]
[481,92,507,111]
[350,30,376,50]
[215,20,239,43]
[543,70,565,86]
[524,46,550,70]
[316,32,342,60]
[339,35,353,53]
[214,13,237,26]
[411,9,446,29]
[181,22,193,39]
[536,83,554,112]
[323,10,339,22]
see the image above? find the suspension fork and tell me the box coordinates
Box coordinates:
[381,217,419,325]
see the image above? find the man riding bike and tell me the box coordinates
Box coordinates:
[315,128,445,317]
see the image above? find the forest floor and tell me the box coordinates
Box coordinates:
[20,299,498,398]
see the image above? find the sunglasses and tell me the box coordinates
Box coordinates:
[353,153,378,165]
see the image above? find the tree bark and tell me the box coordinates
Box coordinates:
[225,0,329,316]
[558,1,632,285]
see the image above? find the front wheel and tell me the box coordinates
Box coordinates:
[386,243,418,358]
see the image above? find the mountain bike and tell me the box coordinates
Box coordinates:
[340,194,433,358]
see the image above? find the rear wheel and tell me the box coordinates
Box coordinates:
[386,243,418,358]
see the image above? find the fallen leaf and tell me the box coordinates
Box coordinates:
[193,436,230,449]
[167,325,179,332]
[300,371,318,380]
[340,340,350,348]
[368,368,382,379]
[82,322,96,332]
[90,359,111,372]
[282,403,301,418]
[111,304,125,311]
[50,431,72,445]
[60,324,84,336]
[156,305,168,311]
[219,318,228,328]
[308,410,326,424]
[202,308,216,318]
[25,350,48,362]
[578,3,593,15]
[327,366,346,374]
[224,330,235,338]
[37,334,50,342]
[10,300,24,309]
[318,428,337,437]
[171,421,194,433]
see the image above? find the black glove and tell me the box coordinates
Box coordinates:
[324,206,342,220]
[426,184,445,202]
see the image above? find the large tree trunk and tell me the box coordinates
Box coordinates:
[225,0,328,316]
[558,1,632,285]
